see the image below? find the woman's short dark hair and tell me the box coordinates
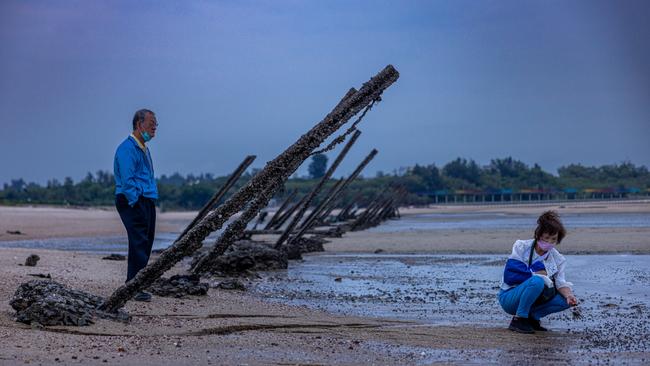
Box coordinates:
[132,109,154,130]
[534,210,566,243]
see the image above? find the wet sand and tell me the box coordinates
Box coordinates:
[1,201,649,364]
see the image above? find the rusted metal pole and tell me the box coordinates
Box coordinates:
[264,189,297,230]
[98,65,399,312]
[177,155,256,241]
[275,130,362,248]
[286,149,378,245]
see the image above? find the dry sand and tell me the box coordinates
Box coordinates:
[0,205,194,242]
[1,201,649,364]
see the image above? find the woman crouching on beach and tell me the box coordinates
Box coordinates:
[499,210,578,333]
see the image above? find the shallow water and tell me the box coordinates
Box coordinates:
[371,212,650,232]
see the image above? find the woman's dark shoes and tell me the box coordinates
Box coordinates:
[133,291,152,302]
[508,316,534,334]
[528,318,548,331]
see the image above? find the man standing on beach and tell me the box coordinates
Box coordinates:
[113,109,158,302]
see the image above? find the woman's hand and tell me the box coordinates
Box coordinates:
[558,287,578,306]
[535,270,548,275]
[566,294,578,306]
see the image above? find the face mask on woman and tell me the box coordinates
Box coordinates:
[537,240,556,252]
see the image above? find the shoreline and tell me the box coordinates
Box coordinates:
[2,199,649,243]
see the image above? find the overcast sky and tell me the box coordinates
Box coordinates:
[1,0,649,185]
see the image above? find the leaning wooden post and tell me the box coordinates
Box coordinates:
[99,65,399,312]
[370,197,395,225]
[381,187,407,221]
[316,192,346,223]
[251,211,268,230]
[336,193,362,221]
[309,149,378,227]
[284,149,378,246]
[275,130,362,247]
[338,192,366,221]
[277,178,344,245]
[350,186,391,230]
[271,193,309,229]
[177,155,255,241]
[264,189,297,230]
[365,186,405,227]
[297,149,377,231]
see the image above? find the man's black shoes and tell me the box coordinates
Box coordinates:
[508,316,534,334]
[528,317,548,331]
[134,291,152,302]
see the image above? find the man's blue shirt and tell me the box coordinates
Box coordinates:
[114,136,158,206]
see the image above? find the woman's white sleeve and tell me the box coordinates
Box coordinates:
[509,240,526,261]
[554,259,573,289]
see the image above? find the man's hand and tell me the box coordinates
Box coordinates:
[534,270,548,276]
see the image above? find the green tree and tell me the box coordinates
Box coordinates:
[442,158,481,186]
[308,153,328,179]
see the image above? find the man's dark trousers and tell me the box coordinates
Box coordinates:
[115,194,156,282]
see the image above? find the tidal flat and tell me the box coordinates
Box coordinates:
[0,202,649,364]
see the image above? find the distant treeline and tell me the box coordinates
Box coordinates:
[1,157,649,209]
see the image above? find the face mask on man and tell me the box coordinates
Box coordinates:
[537,240,556,252]
[138,120,153,142]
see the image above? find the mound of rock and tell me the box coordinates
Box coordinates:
[102,254,126,261]
[148,274,209,298]
[215,279,247,291]
[292,236,326,253]
[316,226,344,238]
[281,242,303,260]
[24,254,40,267]
[10,280,129,326]
[195,240,288,275]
